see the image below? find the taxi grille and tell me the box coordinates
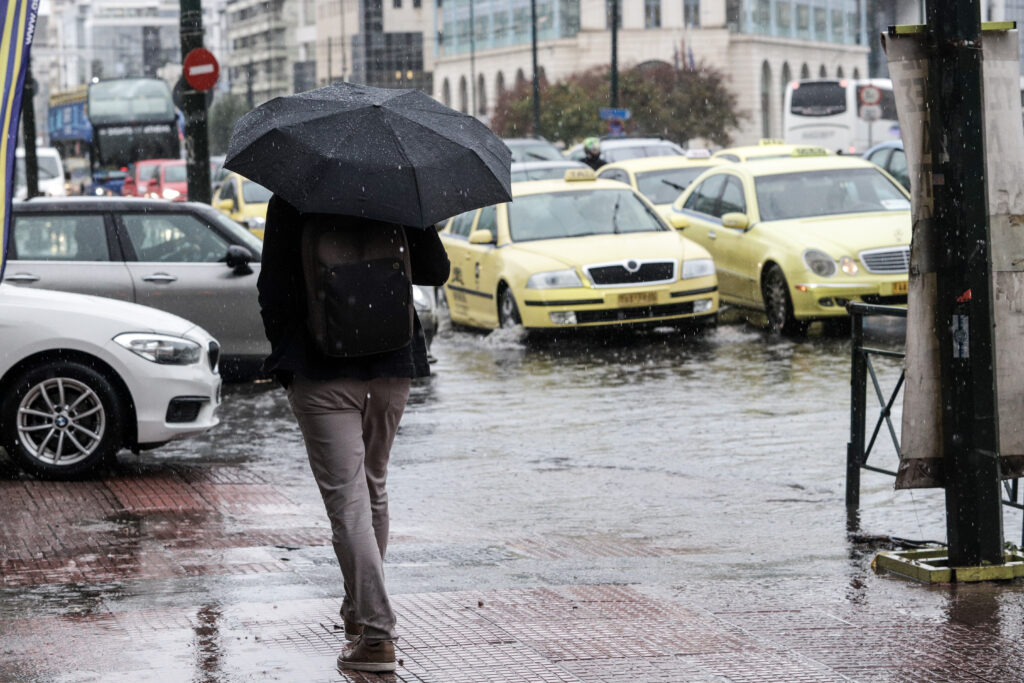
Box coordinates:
[576,301,694,323]
[860,247,910,274]
[585,260,676,287]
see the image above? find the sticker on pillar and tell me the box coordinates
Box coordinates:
[953,315,970,358]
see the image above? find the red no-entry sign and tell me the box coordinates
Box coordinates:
[183,48,219,91]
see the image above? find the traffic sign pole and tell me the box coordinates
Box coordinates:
[179,0,212,205]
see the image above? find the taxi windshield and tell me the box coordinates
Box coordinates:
[508,188,666,242]
[755,168,909,221]
[636,167,708,204]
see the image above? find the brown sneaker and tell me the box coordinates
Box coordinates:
[336,639,396,673]
[343,618,363,642]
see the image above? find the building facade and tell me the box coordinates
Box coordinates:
[223,0,316,106]
[315,0,433,93]
[432,0,875,144]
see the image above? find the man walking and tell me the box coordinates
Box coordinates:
[257,195,450,673]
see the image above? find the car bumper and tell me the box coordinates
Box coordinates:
[518,279,719,329]
[791,277,908,319]
[107,342,222,445]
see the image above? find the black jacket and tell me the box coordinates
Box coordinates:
[257,195,450,384]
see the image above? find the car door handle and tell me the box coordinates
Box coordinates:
[708,230,717,240]
[4,272,40,283]
[142,272,178,283]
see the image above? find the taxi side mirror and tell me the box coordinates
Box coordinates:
[668,212,689,230]
[214,198,234,212]
[721,212,749,230]
[469,229,495,245]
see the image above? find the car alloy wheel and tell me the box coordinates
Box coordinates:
[2,361,124,477]
[498,287,521,328]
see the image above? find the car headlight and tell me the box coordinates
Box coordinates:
[94,187,105,196]
[162,187,181,200]
[245,216,266,229]
[526,269,583,289]
[114,333,202,365]
[839,255,859,275]
[681,258,714,279]
[802,249,837,277]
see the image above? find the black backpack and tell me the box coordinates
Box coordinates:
[300,215,413,358]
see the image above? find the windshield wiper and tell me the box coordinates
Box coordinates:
[611,193,623,234]
[660,179,687,192]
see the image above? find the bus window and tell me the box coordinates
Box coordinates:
[790,81,847,116]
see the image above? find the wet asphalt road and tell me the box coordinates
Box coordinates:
[5,312,1024,682]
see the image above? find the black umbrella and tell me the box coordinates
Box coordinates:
[223,82,512,228]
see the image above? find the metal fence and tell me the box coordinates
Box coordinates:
[846,302,1024,546]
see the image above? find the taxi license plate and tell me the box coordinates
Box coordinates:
[892,281,908,295]
[619,292,657,306]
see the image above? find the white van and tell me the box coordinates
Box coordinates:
[14,147,67,199]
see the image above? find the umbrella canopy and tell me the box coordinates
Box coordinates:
[223,82,512,228]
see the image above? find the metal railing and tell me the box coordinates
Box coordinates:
[847,302,1024,546]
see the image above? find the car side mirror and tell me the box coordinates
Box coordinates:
[225,245,254,274]
[214,198,234,212]
[468,229,495,245]
[668,212,689,230]
[721,212,749,230]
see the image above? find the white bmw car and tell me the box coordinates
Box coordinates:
[0,284,221,477]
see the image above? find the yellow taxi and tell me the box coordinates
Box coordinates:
[712,139,831,163]
[211,172,272,239]
[667,154,910,335]
[439,169,719,332]
[595,151,724,218]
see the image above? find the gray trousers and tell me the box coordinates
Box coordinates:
[287,374,411,642]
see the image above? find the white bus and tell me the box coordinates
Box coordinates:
[783,78,901,155]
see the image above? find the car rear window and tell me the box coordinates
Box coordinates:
[508,188,665,242]
[507,142,562,162]
[790,82,847,116]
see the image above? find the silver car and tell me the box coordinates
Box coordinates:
[8,197,266,380]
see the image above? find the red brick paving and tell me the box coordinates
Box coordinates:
[3,467,1024,681]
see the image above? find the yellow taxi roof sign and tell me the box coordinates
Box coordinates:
[564,168,597,182]
[791,146,829,157]
[758,138,785,146]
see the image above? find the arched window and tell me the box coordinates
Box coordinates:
[538,66,547,84]
[853,67,860,80]
[442,78,451,107]
[459,76,468,113]
[818,64,827,78]
[780,62,792,125]
[800,63,810,79]
[836,66,844,78]
[515,68,526,88]
[496,71,506,100]
[760,61,772,138]
[477,74,487,115]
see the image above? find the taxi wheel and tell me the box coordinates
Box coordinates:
[0,361,125,478]
[498,286,521,328]
[763,265,808,337]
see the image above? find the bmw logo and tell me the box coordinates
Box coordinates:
[55,416,68,428]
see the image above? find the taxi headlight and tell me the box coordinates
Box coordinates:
[681,258,715,279]
[526,269,583,289]
[802,249,837,277]
[162,187,181,200]
[114,333,202,365]
[840,256,859,275]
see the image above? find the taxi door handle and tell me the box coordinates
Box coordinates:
[708,230,718,240]
[5,272,40,283]
[142,272,178,284]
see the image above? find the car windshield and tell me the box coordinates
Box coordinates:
[755,167,910,221]
[508,188,666,242]
[164,164,187,182]
[507,142,562,162]
[510,165,579,181]
[242,180,272,203]
[202,207,264,256]
[636,167,709,204]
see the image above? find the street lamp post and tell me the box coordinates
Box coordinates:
[178,0,212,205]
[610,0,619,108]
[531,0,541,134]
